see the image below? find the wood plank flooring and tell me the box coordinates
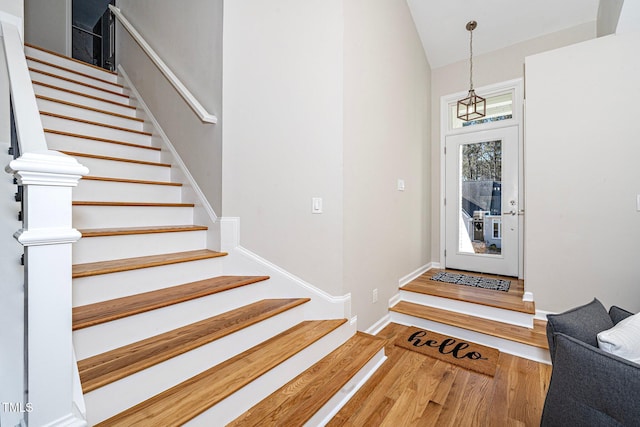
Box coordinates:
[329,323,551,427]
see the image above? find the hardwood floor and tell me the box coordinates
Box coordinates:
[329,323,551,426]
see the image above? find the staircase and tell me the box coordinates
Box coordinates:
[390,269,550,363]
[24,44,383,425]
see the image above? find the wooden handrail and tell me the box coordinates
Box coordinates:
[109,5,218,124]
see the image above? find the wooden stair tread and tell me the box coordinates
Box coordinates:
[230,332,386,427]
[41,112,151,135]
[401,282,535,315]
[33,81,135,109]
[25,42,119,75]
[73,275,268,329]
[95,319,347,427]
[78,297,306,392]
[62,151,170,167]
[83,176,181,186]
[27,56,122,87]
[79,225,205,237]
[73,201,193,207]
[402,269,535,314]
[37,95,144,122]
[390,301,548,349]
[72,249,226,278]
[30,68,127,97]
[45,129,160,151]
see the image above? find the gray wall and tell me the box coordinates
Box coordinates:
[525,32,640,313]
[222,0,431,330]
[116,0,223,215]
[343,0,431,329]
[24,0,69,55]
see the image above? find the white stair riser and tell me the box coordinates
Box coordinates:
[30,71,128,103]
[25,46,119,84]
[40,114,151,145]
[69,157,170,182]
[72,257,225,306]
[33,82,135,116]
[74,180,181,204]
[389,312,551,364]
[82,306,306,426]
[46,133,160,163]
[74,280,270,358]
[398,291,534,328]
[28,59,123,93]
[73,204,192,229]
[37,97,144,131]
[186,323,353,427]
[73,230,206,264]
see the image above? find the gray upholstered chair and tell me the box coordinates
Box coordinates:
[541,298,640,426]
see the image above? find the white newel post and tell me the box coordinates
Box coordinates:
[6,151,88,427]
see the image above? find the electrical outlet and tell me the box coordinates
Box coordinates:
[372,288,378,303]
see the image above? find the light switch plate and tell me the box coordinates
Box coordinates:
[397,179,405,191]
[637,194,640,211]
[312,197,323,214]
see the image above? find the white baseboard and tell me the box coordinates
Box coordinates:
[219,217,352,321]
[398,262,433,287]
[365,314,391,335]
[535,309,555,321]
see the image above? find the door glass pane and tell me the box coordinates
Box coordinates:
[458,140,502,255]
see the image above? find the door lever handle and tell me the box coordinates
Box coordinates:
[502,210,517,216]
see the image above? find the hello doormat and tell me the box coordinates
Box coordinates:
[394,327,500,376]
[431,271,511,292]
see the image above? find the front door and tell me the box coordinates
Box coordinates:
[445,126,519,276]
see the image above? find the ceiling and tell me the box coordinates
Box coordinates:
[407,0,600,69]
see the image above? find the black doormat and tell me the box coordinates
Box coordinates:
[431,271,511,292]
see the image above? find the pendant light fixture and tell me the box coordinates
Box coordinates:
[457,20,486,121]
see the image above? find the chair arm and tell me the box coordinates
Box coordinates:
[541,333,640,426]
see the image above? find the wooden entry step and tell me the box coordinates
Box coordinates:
[402,269,535,314]
[390,301,548,350]
[78,297,305,393]
[229,332,386,427]
[72,275,268,330]
[95,319,347,426]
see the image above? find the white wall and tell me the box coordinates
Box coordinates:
[117,0,223,214]
[222,0,345,296]
[24,0,69,55]
[617,0,640,33]
[525,32,640,313]
[343,0,431,329]
[430,22,596,265]
[0,0,22,21]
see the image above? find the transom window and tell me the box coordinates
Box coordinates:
[450,92,513,130]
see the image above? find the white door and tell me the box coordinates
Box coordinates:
[445,126,519,276]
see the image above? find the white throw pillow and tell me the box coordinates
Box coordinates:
[597,312,640,364]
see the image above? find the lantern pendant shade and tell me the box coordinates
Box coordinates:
[457,89,486,121]
[457,20,486,121]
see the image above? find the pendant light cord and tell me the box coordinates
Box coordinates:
[469,28,474,91]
